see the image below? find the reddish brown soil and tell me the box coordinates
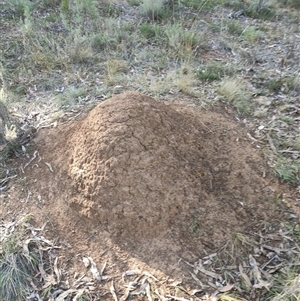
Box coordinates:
[67,92,278,242]
[1,92,286,289]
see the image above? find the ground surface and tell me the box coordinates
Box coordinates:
[1,91,295,300]
[1,0,300,300]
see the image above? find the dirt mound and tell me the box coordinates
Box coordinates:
[1,91,286,282]
[67,91,277,244]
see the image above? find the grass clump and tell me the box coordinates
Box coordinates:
[197,62,235,82]
[61,0,99,29]
[0,216,39,301]
[197,68,220,81]
[227,20,244,36]
[140,0,167,20]
[280,115,294,125]
[280,0,300,8]
[102,1,123,17]
[164,23,185,48]
[267,76,299,93]
[127,0,140,6]
[163,23,203,56]
[91,33,117,51]
[275,158,300,185]
[244,5,276,20]
[268,261,300,301]
[61,0,70,15]
[182,0,205,10]
[285,223,300,242]
[182,0,223,10]
[273,276,300,301]
[242,26,261,43]
[57,86,89,107]
[5,0,32,19]
[106,59,127,84]
[0,252,38,301]
[140,22,162,40]
[217,78,252,114]
[0,84,22,159]
[175,64,198,96]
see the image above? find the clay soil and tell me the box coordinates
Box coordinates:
[1,92,287,294]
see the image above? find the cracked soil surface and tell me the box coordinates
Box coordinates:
[1,92,287,286]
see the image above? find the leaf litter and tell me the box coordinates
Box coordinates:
[1,214,300,300]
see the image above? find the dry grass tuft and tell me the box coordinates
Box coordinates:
[106,59,127,84]
[0,215,38,301]
[217,78,252,114]
[271,267,300,301]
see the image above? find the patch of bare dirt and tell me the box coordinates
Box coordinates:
[67,91,278,242]
[1,92,287,291]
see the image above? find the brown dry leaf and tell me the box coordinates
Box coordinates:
[31,222,48,234]
[110,280,119,301]
[87,286,97,291]
[208,281,218,290]
[45,162,54,172]
[189,272,205,288]
[217,283,235,293]
[143,271,159,281]
[144,280,153,301]
[122,269,142,282]
[23,150,39,169]
[101,261,107,275]
[54,289,76,301]
[133,280,149,295]
[53,257,61,283]
[183,260,194,268]
[27,292,43,301]
[202,295,218,301]
[190,289,203,295]
[124,281,138,290]
[249,255,272,290]
[203,253,218,260]
[253,280,272,289]
[155,289,169,301]
[168,280,182,287]
[122,279,145,299]
[266,263,284,274]
[120,288,131,301]
[266,134,278,155]
[73,273,87,287]
[39,235,57,246]
[249,255,265,280]
[122,269,142,278]
[73,289,86,301]
[39,263,57,288]
[262,244,291,254]
[166,295,190,301]
[239,264,251,290]
[82,256,90,268]
[88,257,101,281]
[175,286,190,295]
[196,260,222,280]
[22,238,33,256]
[28,278,38,291]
